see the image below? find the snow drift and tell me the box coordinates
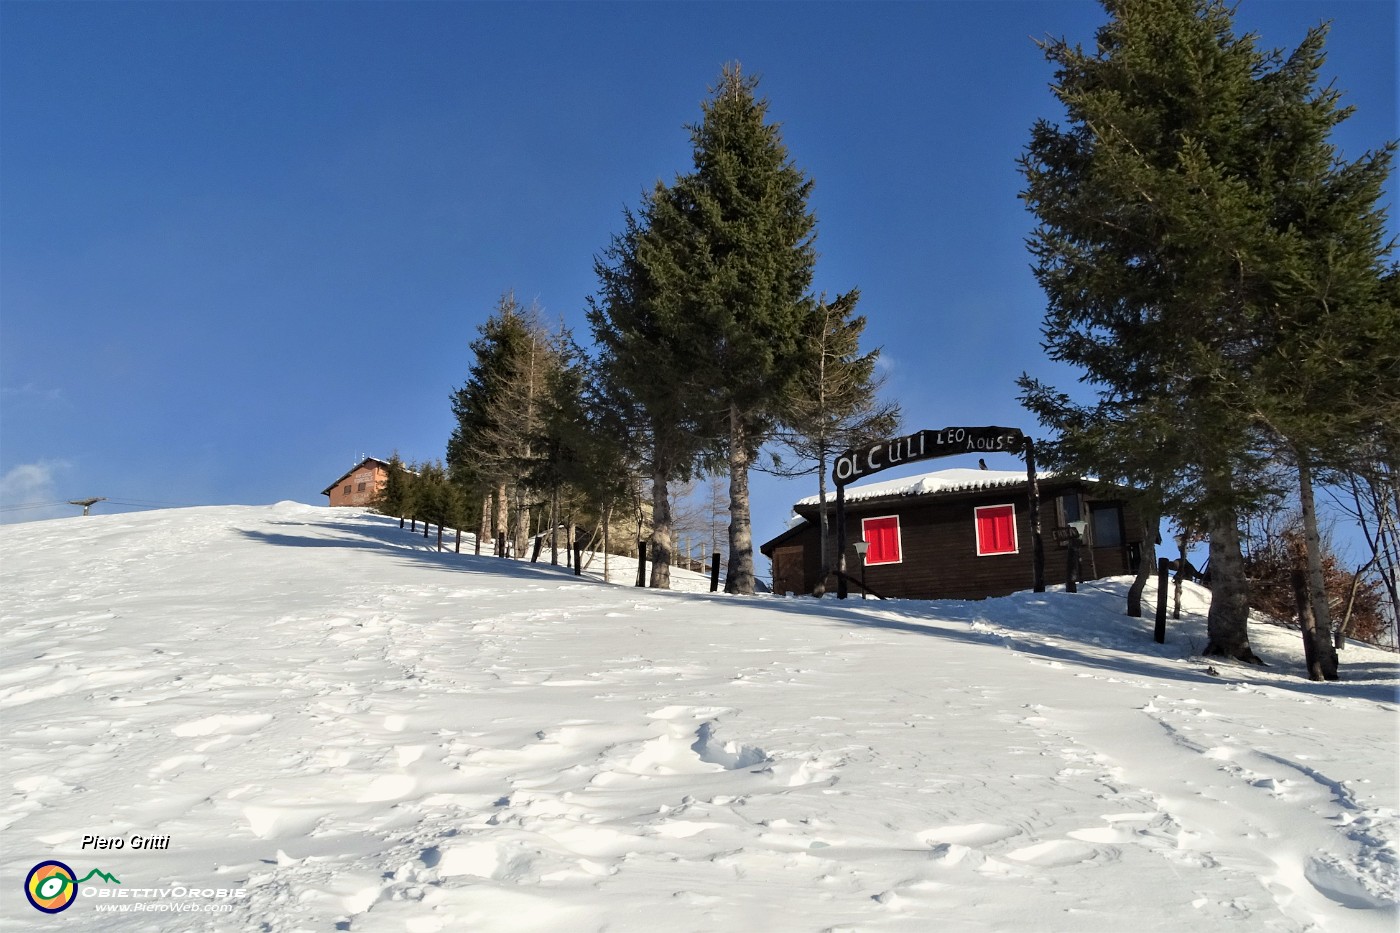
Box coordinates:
[1,503,1395,931]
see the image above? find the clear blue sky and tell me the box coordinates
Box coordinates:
[2,1,1395,560]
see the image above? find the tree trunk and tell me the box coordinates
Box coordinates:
[494,484,508,555]
[512,488,528,558]
[550,487,559,566]
[602,500,612,585]
[725,405,756,595]
[476,494,490,556]
[1335,557,1377,650]
[1173,529,1188,619]
[814,448,831,596]
[1292,565,1323,681]
[1203,507,1262,663]
[1296,457,1339,679]
[649,444,673,589]
[1126,502,1159,617]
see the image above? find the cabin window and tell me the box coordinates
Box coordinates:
[343,484,351,496]
[975,504,1018,556]
[1091,503,1124,548]
[358,482,367,492]
[860,515,902,565]
[1058,492,1083,527]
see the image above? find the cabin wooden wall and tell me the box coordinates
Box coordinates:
[767,486,1142,600]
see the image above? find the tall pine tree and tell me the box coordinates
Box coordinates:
[589,195,717,588]
[646,64,818,595]
[1243,26,1396,678]
[448,292,558,556]
[1015,0,1394,664]
[769,290,899,593]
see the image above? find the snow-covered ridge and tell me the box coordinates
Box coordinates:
[1,503,1395,931]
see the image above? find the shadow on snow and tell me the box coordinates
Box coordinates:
[245,511,1399,706]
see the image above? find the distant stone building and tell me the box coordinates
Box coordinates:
[321,457,391,508]
[760,468,1144,600]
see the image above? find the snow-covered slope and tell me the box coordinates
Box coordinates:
[2,503,1395,931]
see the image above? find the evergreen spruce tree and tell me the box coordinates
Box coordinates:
[400,456,425,529]
[1243,26,1397,678]
[448,292,558,556]
[528,325,593,563]
[768,290,899,593]
[577,352,651,580]
[371,451,411,527]
[589,197,716,589]
[1017,0,1392,665]
[647,63,818,595]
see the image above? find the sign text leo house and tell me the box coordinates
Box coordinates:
[833,427,1027,485]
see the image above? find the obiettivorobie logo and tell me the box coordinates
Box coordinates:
[24,860,121,913]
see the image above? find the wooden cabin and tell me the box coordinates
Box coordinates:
[321,457,392,508]
[760,468,1144,600]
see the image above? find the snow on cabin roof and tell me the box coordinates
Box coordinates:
[794,467,1032,508]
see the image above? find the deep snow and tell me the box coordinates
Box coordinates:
[1,503,1395,932]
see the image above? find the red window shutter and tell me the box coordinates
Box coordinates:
[861,516,901,565]
[976,505,1017,555]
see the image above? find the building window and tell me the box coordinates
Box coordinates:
[1058,492,1083,528]
[343,485,351,496]
[975,504,1018,556]
[357,482,367,492]
[1091,503,1124,547]
[860,515,902,565]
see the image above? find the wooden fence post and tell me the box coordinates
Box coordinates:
[710,552,721,593]
[636,540,648,587]
[1154,558,1170,643]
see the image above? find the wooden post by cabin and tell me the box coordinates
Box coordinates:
[530,536,543,563]
[710,552,721,592]
[1025,439,1045,593]
[1066,528,1081,593]
[574,537,584,576]
[1154,558,1170,643]
[636,541,647,587]
[836,484,849,599]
